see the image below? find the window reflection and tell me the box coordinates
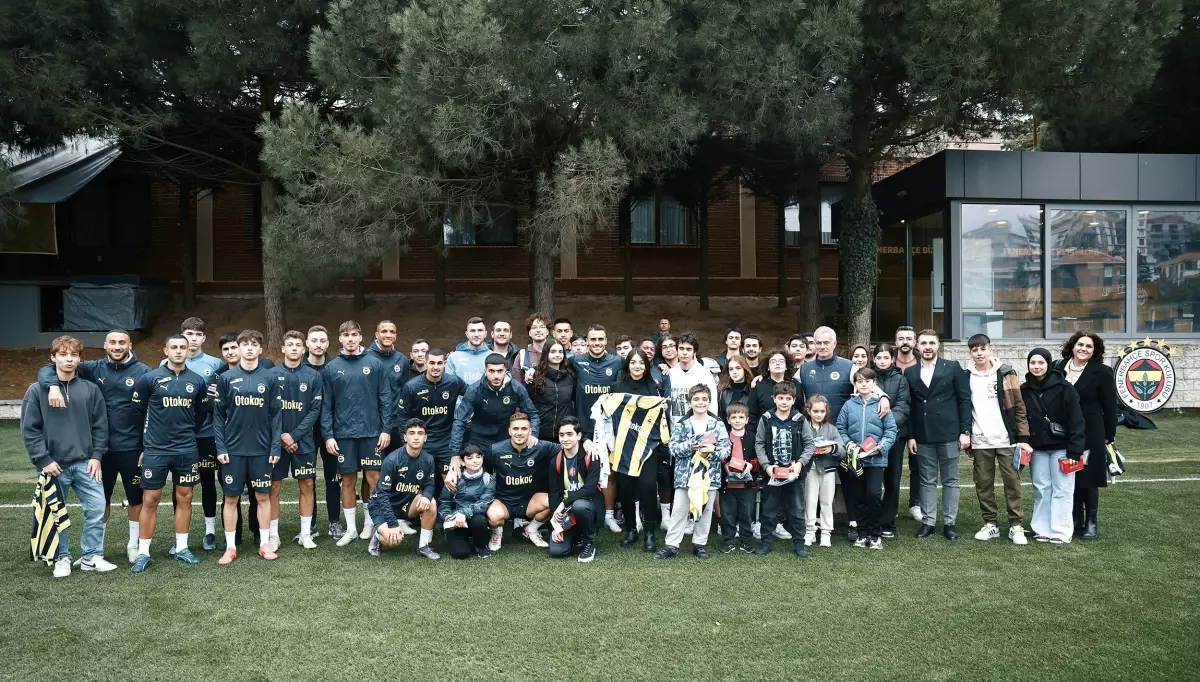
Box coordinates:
[960,204,1044,339]
[1137,210,1200,333]
[1049,209,1127,334]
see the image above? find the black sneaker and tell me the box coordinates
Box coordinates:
[846,527,859,543]
[475,546,493,559]
[794,543,808,558]
[693,546,711,560]
[720,539,737,554]
[753,541,773,556]
[944,524,959,541]
[202,533,216,551]
[653,546,680,560]
[578,543,596,563]
[880,527,896,539]
[739,539,755,553]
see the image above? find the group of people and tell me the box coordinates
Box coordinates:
[22,312,1118,577]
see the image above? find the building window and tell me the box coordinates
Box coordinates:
[1049,208,1127,335]
[960,204,1044,339]
[785,185,845,246]
[629,195,695,245]
[1137,209,1200,333]
[443,205,518,246]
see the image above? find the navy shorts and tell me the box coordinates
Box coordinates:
[221,456,272,496]
[335,437,381,474]
[196,436,218,472]
[496,496,534,521]
[103,450,144,506]
[273,451,317,481]
[141,452,199,491]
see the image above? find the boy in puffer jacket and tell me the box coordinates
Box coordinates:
[438,445,496,559]
[836,368,897,550]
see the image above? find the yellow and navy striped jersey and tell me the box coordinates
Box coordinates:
[595,393,671,477]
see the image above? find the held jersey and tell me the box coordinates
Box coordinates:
[131,366,211,456]
[591,393,671,477]
[37,352,151,452]
[212,364,282,458]
[486,439,559,504]
[319,350,394,440]
[569,351,623,434]
[396,373,467,452]
[273,363,325,454]
[367,448,436,526]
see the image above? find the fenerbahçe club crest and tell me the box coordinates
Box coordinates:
[1115,339,1176,413]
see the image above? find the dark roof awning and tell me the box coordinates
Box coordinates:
[9,138,122,204]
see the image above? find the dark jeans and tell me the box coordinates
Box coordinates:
[837,465,858,525]
[719,487,755,542]
[446,513,491,559]
[881,439,907,530]
[550,499,598,557]
[908,452,920,509]
[321,450,341,524]
[760,480,805,542]
[853,467,886,539]
[615,469,659,534]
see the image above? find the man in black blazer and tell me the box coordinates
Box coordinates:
[903,330,972,540]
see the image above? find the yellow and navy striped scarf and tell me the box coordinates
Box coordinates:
[30,473,70,566]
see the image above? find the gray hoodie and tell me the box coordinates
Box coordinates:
[21,378,108,471]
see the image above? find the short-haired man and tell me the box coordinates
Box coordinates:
[490,320,518,365]
[614,335,634,359]
[652,317,671,345]
[171,318,225,551]
[552,318,574,350]
[218,333,240,368]
[786,334,808,373]
[408,339,430,384]
[803,332,816,361]
[662,332,718,426]
[320,320,394,547]
[548,417,602,562]
[741,334,763,374]
[23,335,111,577]
[272,330,325,549]
[396,347,468,503]
[367,418,440,560]
[638,337,657,361]
[568,324,624,435]
[904,330,972,541]
[715,327,743,370]
[446,317,492,384]
[304,325,341,539]
[893,325,921,523]
[367,321,412,430]
[130,334,211,572]
[513,313,550,384]
[481,412,559,551]
[212,329,282,564]
[37,330,150,564]
[217,331,274,547]
[965,334,1032,545]
[449,353,540,462]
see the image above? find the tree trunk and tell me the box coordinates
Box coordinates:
[619,196,633,312]
[531,238,556,319]
[179,181,195,311]
[698,198,710,311]
[776,196,787,308]
[433,225,447,311]
[261,176,287,350]
[841,160,877,346]
[795,162,822,331]
[353,277,366,312]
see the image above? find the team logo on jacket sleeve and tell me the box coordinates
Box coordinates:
[125,377,135,387]
[1115,339,1176,413]
[363,366,371,375]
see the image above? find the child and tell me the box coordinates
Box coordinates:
[804,395,843,548]
[719,403,758,553]
[753,381,815,558]
[656,385,731,560]
[438,444,496,559]
[835,368,897,550]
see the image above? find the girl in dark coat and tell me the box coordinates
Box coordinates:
[717,355,753,425]
[1022,348,1087,543]
[528,342,575,443]
[1053,331,1117,541]
[872,343,911,537]
[610,348,664,549]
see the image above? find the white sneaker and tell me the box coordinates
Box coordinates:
[81,556,118,572]
[397,519,417,536]
[659,518,670,532]
[268,535,281,553]
[488,526,504,552]
[336,528,357,547]
[974,523,1000,541]
[523,525,549,548]
[909,506,923,522]
[803,531,816,547]
[358,521,375,541]
[773,527,793,540]
[72,557,83,568]
[53,558,72,578]
[605,516,623,534]
[819,532,832,548]
[1009,525,1028,545]
[751,522,761,540]
[367,534,381,557]
[126,545,138,564]
[299,534,318,550]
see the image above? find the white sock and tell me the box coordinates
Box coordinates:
[204,516,216,535]
[605,509,615,520]
[128,522,140,547]
[527,520,543,533]
[225,531,236,549]
[419,528,433,547]
[260,531,271,548]
[174,533,188,552]
[491,525,503,537]
[300,516,312,537]
[343,507,357,535]
[660,503,670,518]
[269,519,279,538]
[138,538,151,555]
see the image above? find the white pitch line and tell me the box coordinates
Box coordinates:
[0,477,1198,509]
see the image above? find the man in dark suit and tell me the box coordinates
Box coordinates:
[903,330,972,540]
